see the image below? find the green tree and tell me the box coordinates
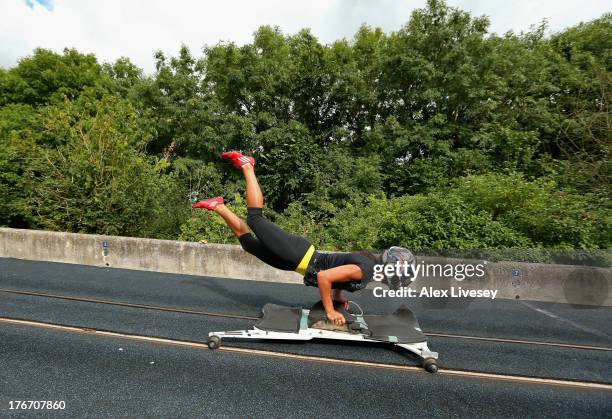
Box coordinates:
[0,48,106,107]
[0,103,41,227]
[26,97,186,238]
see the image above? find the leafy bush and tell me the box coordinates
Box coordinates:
[324,173,609,251]
[25,96,186,238]
[325,192,532,251]
[178,193,247,244]
[454,173,611,248]
[0,104,41,227]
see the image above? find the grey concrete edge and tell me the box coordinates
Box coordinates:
[1,228,610,306]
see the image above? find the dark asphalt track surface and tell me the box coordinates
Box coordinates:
[1,257,611,417]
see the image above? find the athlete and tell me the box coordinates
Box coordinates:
[192,151,379,326]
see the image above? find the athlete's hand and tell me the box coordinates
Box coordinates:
[327,310,346,326]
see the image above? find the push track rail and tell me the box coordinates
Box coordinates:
[0,316,611,391]
[1,287,611,352]
[0,288,258,320]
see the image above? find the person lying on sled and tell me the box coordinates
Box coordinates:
[193,151,412,326]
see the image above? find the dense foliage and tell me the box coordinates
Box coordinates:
[1,1,610,252]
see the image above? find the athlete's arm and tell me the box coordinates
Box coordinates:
[317,264,363,326]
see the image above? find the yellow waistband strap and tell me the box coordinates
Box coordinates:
[295,245,315,275]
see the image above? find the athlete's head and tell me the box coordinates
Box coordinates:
[381,246,415,290]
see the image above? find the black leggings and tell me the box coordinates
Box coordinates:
[238,208,312,271]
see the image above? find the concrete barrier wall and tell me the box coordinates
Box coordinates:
[0,227,304,284]
[1,227,610,306]
[411,256,611,307]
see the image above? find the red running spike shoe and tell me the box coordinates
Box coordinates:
[192,197,224,210]
[220,151,255,169]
